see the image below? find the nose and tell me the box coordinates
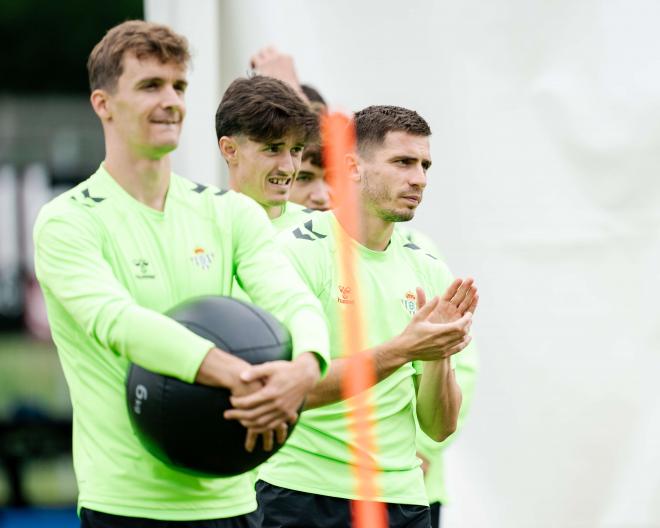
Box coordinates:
[409,165,427,189]
[161,84,185,113]
[309,181,331,209]
[278,152,298,176]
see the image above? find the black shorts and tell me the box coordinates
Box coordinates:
[80,508,258,528]
[429,502,442,528]
[255,480,431,528]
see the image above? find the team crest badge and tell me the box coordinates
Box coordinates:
[337,285,354,304]
[401,290,417,316]
[191,247,215,270]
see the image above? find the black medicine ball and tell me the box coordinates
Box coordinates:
[126,295,292,477]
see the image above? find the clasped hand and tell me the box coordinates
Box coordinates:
[224,352,320,452]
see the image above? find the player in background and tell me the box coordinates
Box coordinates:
[249,48,332,213]
[250,47,479,526]
[215,75,322,230]
[230,105,478,528]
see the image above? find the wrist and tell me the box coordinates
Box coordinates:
[424,356,452,370]
[294,351,321,386]
[196,347,247,390]
[385,334,414,366]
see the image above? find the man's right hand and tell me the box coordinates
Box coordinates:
[249,46,307,101]
[227,366,294,453]
[195,348,287,452]
[244,423,289,453]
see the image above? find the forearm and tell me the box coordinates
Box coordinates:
[195,347,250,389]
[416,358,462,442]
[416,343,479,456]
[303,337,408,409]
[233,198,330,374]
[110,304,215,382]
[284,308,330,375]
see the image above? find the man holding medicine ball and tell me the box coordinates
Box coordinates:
[33,20,329,527]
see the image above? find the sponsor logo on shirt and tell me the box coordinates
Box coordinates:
[191,247,215,270]
[401,290,417,316]
[337,285,354,304]
[133,259,155,279]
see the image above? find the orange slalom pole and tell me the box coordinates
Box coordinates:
[321,112,388,528]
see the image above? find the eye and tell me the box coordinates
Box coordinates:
[174,82,187,94]
[295,173,312,183]
[264,144,281,153]
[142,81,159,91]
[291,145,304,155]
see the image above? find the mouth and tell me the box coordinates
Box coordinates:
[400,194,421,205]
[150,113,181,125]
[151,120,180,125]
[267,176,292,187]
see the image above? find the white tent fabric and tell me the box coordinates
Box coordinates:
[148,1,660,526]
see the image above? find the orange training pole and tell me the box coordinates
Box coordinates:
[321,112,387,528]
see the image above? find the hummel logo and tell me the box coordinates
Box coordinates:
[133,259,155,279]
[337,285,354,304]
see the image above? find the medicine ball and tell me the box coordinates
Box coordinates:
[126,295,293,477]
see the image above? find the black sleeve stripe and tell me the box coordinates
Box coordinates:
[403,242,420,250]
[192,183,208,193]
[293,227,315,241]
[425,253,438,260]
[304,220,326,239]
[82,188,106,203]
[302,208,315,213]
[214,189,229,196]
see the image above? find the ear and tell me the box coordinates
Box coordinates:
[90,89,112,121]
[345,152,361,182]
[219,136,239,164]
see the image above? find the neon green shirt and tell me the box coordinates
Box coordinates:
[232,202,317,303]
[271,201,316,231]
[33,165,329,521]
[259,211,457,506]
[399,226,480,505]
[233,200,319,488]
[397,225,444,259]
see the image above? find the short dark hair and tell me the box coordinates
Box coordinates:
[87,20,190,92]
[353,105,431,154]
[300,84,327,106]
[215,76,319,143]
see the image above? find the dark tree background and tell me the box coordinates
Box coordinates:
[0,0,144,94]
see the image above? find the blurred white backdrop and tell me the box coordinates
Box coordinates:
[146,1,660,526]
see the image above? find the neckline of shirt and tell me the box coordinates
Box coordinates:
[96,163,174,220]
[328,211,394,260]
